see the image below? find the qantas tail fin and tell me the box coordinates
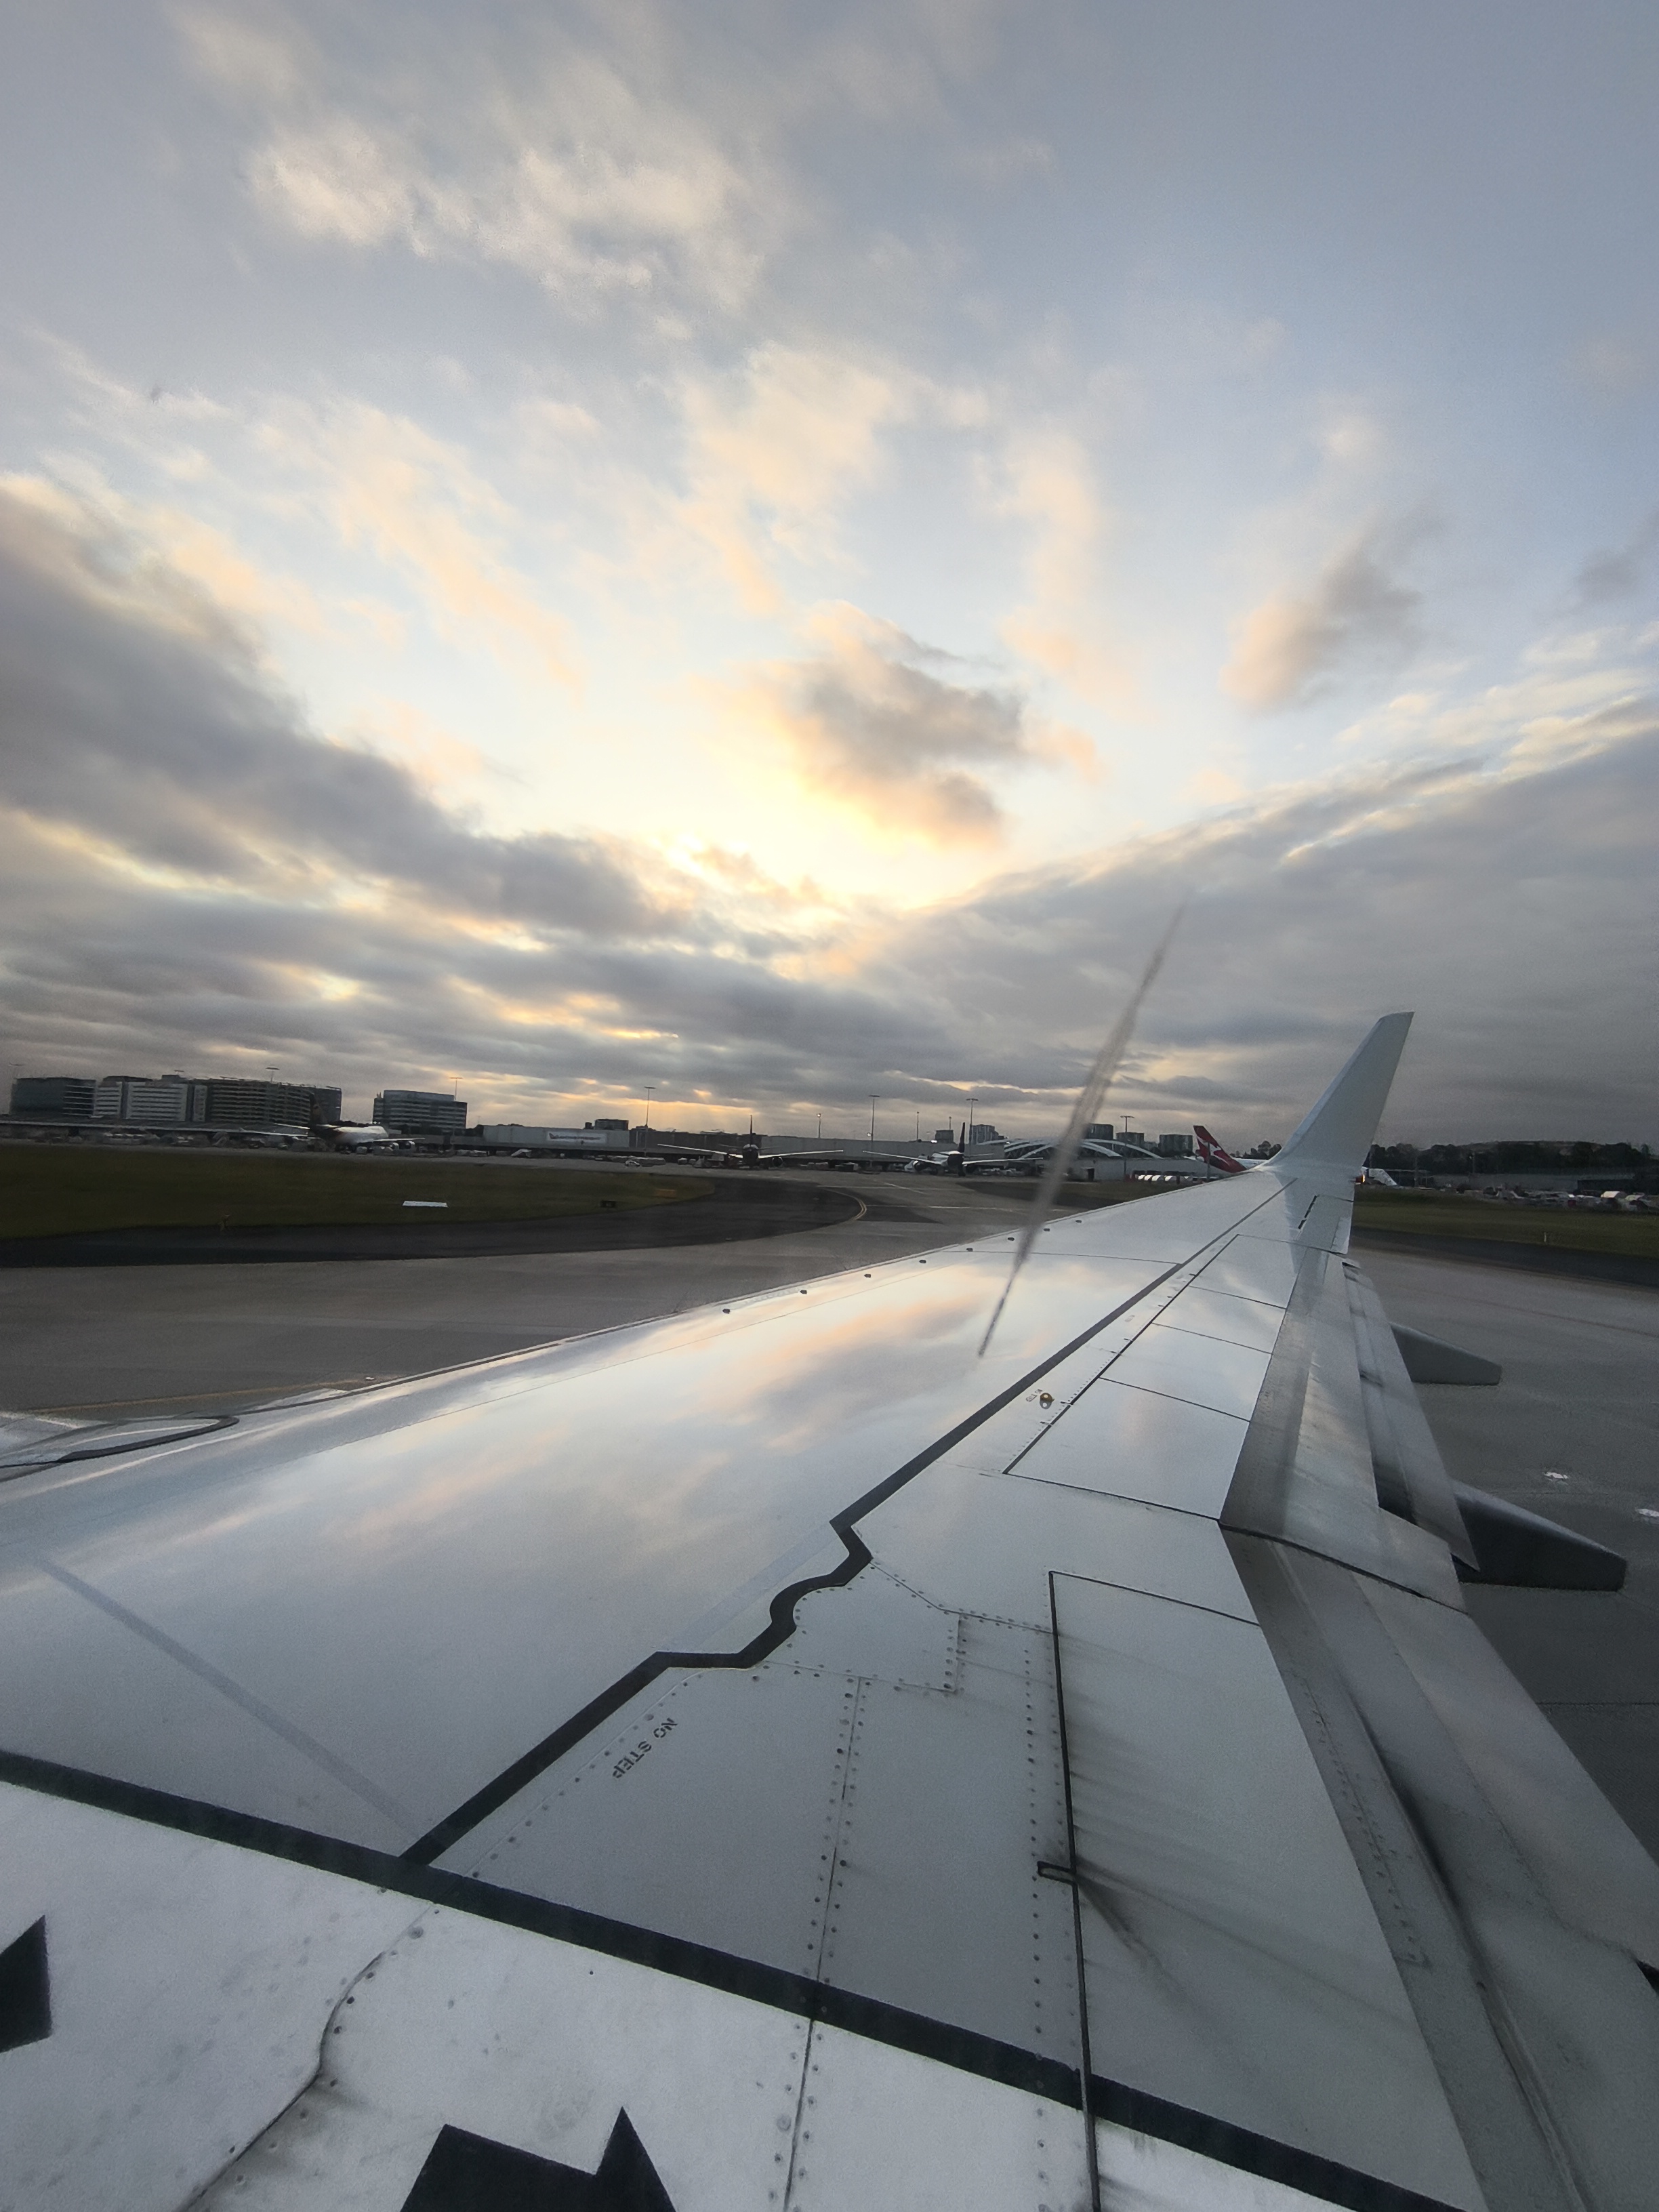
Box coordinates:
[1193,1125,1247,1174]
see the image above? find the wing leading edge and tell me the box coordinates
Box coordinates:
[1,1015,1655,2212]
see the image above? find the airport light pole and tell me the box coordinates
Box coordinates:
[869,1095,879,1156]
[644,1085,654,1131]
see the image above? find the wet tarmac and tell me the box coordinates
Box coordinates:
[0,1172,1073,1420]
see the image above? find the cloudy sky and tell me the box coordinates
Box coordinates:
[2,2,1655,1140]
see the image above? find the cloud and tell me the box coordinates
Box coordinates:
[1574,511,1659,605]
[678,346,918,614]
[992,428,1136,710]
[2,479,1654,1141]
[1223,521,1423,711]
[737,605,1052,843]
[1575,335,1651,397]
[0,483,651,933]
[859,717,1659,1143]
[181,5,776,315]
[258,403,579,684]
[170,5,310,103]
[171,3,1056,329]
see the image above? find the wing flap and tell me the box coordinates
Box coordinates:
[1234,1538,1659,2212]
[1221,1247,1464,1605]
[1345,1264,1479,1565]
[1051,1569,1484,2210]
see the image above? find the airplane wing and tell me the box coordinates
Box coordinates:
[1,1014,1655,2211]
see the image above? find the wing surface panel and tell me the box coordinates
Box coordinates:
[1186,1231,1305,1303]
[7,1767,1345,2212]
[1095,1324,1272,1417]
[424,1380,1269,2065]
[184,1868,1097,2212]
[1052,1570,1484,2209]
[1151,1283,1289,1352]
[436,1603,1086,2066]
[867,1471,1259,1624]
[453,1658,880,1982]
[0,1780,417,2212]
[1000,1382,1250,1515]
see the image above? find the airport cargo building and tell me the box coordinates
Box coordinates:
[476,1122,630,1152]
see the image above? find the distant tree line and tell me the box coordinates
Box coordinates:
[1368,1140,1654,1176]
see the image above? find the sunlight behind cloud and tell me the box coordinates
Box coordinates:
[733,603,1053,844]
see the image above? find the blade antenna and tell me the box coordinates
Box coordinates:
[978,904,1185,1358]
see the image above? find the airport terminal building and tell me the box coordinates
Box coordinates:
[8,1073,342,1129]
[371,1089,469,1136]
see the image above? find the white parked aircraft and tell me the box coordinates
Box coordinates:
[0,1014,1650,2210]
[321,1122,412,1152]
[649,1117,914,1172]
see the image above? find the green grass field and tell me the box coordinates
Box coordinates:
[1353,1188,1659,1258]
[0,1147,714,1240]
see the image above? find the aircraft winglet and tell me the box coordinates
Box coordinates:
[1274,1012,1413,1172]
